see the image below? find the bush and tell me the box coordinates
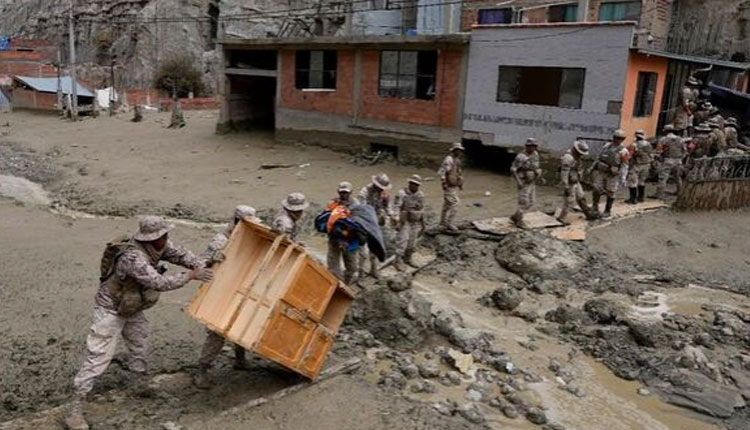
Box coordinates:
[154,55,205,98]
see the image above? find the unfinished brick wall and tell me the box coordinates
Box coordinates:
[279,49,354,117]
[358,49,462,128]
[588,0,674,50]
[0,62,57,78]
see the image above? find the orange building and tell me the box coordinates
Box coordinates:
[619,51,669,140]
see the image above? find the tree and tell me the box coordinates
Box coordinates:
[154,55,205,98]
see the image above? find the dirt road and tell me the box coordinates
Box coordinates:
[0,109,748,430]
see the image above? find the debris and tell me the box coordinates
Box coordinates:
[260,163,297,170]
[418,363,440,379]
[457,403,486,424]
[489,286,523,311]
[637,387,651,396]
[525,407,548,425]
[448,348,474,374]
[161,422,184,430]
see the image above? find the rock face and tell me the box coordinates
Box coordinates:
[495,231,585,280]
[0,0,347,92]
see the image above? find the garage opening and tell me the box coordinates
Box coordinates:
[225,50,278,130]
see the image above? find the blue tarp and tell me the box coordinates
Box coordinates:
[0,36,10,51]
[315,204,387,261]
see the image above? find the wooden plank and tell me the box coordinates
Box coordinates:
[549,223,587,241]
[473,211,563,236]
[219,358,362,416]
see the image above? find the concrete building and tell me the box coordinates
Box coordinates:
[463,22,670,153]
[217,34,469,164]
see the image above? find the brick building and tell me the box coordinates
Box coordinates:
[0,38,57,78]
[11,76,94,111]
[217,35,469,164]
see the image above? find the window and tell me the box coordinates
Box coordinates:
[548,4,578,22]
[633,71,658,117]
[497,66,585,109]
[478,8,513,24]
[379,50,437,100]
[295,50,337,90]
[598,1,642,21]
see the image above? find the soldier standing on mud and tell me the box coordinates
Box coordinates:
[438,142,465,232]
[626,129,653,204]
[391,174,426,271]
[655,125,685,200]
[557,140,597,224]
[326,182,358,284]
[591,129,630,219]
[356,173,392,280]
[272,192,309,241]
[66,216,212,430]
[510,138,542,229]
[194,205,258,389]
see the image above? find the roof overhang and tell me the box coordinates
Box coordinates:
[472,21,637,30]
[635,48,750,71]
[220,34,470,50]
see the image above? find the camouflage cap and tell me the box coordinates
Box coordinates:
[726,117,738,127]
[234,205,257,220]
[525,138,539,146]
[573,140,590,156]
[613,129,627,139]
[663,124,675,132]
[695,124,711,132]
[338,181,353,193]
[282,192,309,212]
[133,216,173,242]
[635,129,645,137]
[450,142,465,152]
[408,174,422,185]
[372,173,392,190]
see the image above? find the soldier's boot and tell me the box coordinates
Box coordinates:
[394,257,406,272]
[591,193,602,217]
[625,188,638,204]
[577,199,599,221]
[602,197,615,219]
[192,366,211,389]
[637,186,646,203]
[510,211,529,230]
[233,346,252,371]
[65,397,89,430]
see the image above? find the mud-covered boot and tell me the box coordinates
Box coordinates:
[65,397,89,430]
[625,188,637,204]
[404,252,419,269]
[192,367,211,389]
[577,199,599,221]
[394,257,406,272]
[602,197,615,219]
[510,212,529,230]
[637,186,646,202]
[233,346,253,371]
[591,193,602,217]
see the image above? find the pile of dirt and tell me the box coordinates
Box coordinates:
[0,142,62,185]
[421,234,522,282]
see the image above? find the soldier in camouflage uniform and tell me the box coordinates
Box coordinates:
[272,192,309,241]
[708,119,727,156]
[327,181,358,284]
[692,124,713,158]
[357,173,392,279]
[672,77,700,134]
[66,216,212,430]
[193,206,258,389]
[725,117,749,153]
[656,124,686,200]
[625,129,653,204]
[438,142,465,232]
[557,140,597,224]
[591,129,630,218]
[510,138,542,229]
[391,175,426,271]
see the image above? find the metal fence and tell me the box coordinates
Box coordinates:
[676,155,750,210]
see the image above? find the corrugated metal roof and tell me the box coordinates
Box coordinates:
[14,76,94,97]
[637,49,750,71]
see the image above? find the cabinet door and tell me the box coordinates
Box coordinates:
[253,303,315,370]
[283,259,338,322]
[299,326,334,379]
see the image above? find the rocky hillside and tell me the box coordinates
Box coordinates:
[0,0,347,93]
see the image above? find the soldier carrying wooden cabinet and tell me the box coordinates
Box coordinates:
[65,216,212,430]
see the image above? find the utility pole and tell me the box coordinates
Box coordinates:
[56,47,63,111]
[110,61,115,116]
[68,3,78,120]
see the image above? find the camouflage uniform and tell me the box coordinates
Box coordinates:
[272,209,300,240]
[392,187,425,264]
[438,154,463,230]
[326,197,358,284]
[656,133,685,199]
[709,127,727,156]
[510,150,541,222]
[592,142,629,198]
[73,239,202,397]
[631,138,653,186]
[357,183,391,277]
[558,150,590,221]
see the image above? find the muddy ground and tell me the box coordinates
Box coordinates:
[0,110,748,430]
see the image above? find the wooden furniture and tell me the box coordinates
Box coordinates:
[185,219,355,379]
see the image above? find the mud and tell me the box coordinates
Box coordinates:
[1,109,749,430]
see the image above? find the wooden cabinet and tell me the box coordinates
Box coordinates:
[185,220,355,379]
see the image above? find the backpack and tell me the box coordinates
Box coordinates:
[100,235,135,282]
[100,235,161,317]
[598,143,621,168]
